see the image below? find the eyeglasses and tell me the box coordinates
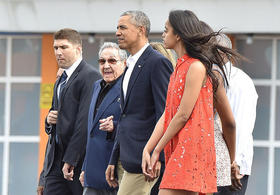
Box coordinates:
[98,58,119,65]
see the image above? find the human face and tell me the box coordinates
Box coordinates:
[99,48,125,83]
[162,20,178,50]
[53,39,81,69]
[116,15,141,53]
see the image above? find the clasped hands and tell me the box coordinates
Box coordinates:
[230,161,244,191]
[142,148,161,182]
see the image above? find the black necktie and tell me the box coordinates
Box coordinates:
[58,71,68,100]
[56,71,67,144]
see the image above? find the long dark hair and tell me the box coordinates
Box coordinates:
[168,10,242,94]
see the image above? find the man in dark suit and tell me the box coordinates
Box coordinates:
[42,28,101,195]
[78,42,127,195]
[105,11,173,195]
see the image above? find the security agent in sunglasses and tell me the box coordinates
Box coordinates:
[79,42,127,195]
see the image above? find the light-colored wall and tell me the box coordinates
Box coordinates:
[0,0,279,33]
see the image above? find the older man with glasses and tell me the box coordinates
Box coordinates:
[79,42,127,195]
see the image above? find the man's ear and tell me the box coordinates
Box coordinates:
[76,45,82,55]
[122,60,127,70]
[138,26,146,37]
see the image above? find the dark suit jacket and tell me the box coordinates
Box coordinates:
[109,45,173,173]
[82,78,122,190]
[43,60,101,177]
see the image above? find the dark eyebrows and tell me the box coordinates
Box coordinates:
[117,24,127,30]
[53,45,69,49]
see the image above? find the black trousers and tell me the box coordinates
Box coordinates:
[44,145,83,195]
[214,175,249,195]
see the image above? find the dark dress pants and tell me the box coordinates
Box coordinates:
[215,175,249,195]
[44,145,83,195]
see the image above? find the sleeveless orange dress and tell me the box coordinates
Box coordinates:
[160,54,217,193]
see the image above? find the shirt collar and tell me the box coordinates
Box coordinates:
[100,75,121,88]
[64,57,82,81]
[126,43,149,68]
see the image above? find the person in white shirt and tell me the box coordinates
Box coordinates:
[215,34,258,195]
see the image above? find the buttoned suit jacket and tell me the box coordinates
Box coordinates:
[109,45,173,173]
[43,60,101,177]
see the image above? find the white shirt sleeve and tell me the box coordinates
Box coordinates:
[227,68,258,175]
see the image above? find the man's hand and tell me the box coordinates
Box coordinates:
[105,165,118,188]
[62,162,74,181]
[36,185,44,195]
[79,171,85,187]
[47,110,58,125]
[99,116,114,132]
[230,161,243,190]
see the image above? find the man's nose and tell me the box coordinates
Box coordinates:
[56,48,62,55]
[116,29,121,36]
[104,61,111,68]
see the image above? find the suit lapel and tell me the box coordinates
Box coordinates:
[88,82,101,133]
[59,60,85,108]
[123,46,151,110]
[90,79,121,135]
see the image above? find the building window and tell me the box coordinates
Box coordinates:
[0,35,41,195]
[236,35,280,195]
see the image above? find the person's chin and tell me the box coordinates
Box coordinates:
[58,64,68,69]
[118,42,126,49]
[104,77,114,83]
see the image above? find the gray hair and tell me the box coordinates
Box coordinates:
[216,33,232,49]
[121,10,151,37]
[98,42,127,61]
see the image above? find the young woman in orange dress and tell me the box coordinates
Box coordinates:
[142,10,241,195]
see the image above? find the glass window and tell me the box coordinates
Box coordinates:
[0,143,3,192]
[10,83,40,135]
[9,143,38,195]
[277,40,280,79]
[236,39,272,79]
[276,87,280,140]
[275,148,280,195]
[247,147,268,195]
[253,86,270,140]
[0,39,6,76]
[11,39,41,76]
[0,84,4,135]
[82,38,100,70]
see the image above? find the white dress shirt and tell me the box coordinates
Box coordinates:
[224,62,258,175]
[122,43,149,99]
[57,57,82,99]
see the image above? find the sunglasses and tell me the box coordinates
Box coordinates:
[98,58,119,65]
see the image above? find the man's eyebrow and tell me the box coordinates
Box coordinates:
[117,24,127,29]
[54,44,68,48]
